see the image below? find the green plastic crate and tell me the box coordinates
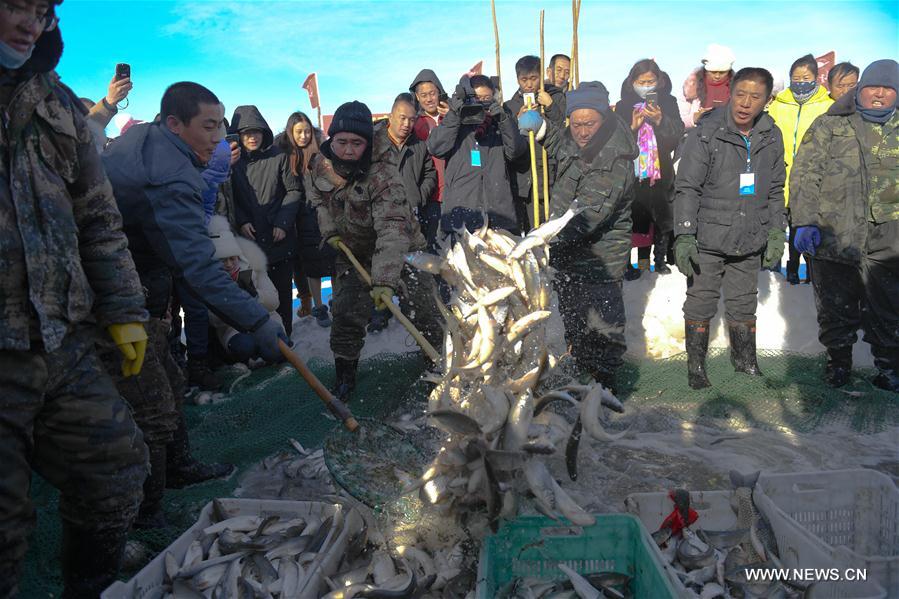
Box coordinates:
[476,514,683,598]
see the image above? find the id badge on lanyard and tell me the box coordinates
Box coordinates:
[471,141,481,167]
[738,135,755,196]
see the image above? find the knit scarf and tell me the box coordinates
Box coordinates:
[703,76,730,109]
[633,103,661,185]
[856,99,896,124]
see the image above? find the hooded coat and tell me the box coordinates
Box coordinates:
[674,106,787,257]
[103,122,270,333]
[789,93,899,264]
[207,216,282,349]
[0,26,147,351]
[427,101,527,232]
[766,85,833,205]
[615,76,685,233]
[410,69,447,202]
[229,106,302,264]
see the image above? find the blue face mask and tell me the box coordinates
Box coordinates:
[790,80,818,103]
[633,84,656,99]
[0,39,34,69]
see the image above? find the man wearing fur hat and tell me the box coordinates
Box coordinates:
[0,1,149,594]
[790,59,899,392]
[306,100,442,401]
[518,82,639,391]
[208,215,284,363]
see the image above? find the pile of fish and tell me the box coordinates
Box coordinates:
[402,202,629,529]
[496,566,634,599]
[649,471,809,599]
[148,495,478,599]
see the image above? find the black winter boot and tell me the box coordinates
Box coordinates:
[133,445,167,529]
[654,232,672,274]
[728,320,763,376]
[685,320,712,389]
[872,354,899,393]
[60,522,128,599]
[187,357,222,391]
[333,357,359,403]
[824,346,853,388]
[166,413,234,489]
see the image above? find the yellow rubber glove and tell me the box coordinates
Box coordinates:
[107,323,148,378]
[370,286,394,311]
[326,235,342,250]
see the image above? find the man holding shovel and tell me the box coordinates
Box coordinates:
[306,101,443,401]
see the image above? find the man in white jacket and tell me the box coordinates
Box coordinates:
[208,216,284,363]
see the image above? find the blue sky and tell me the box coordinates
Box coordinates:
[56,0,898,136]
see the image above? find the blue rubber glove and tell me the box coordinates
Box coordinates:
[518,110,544,135]
[793,226,821,256]
[252,318,289,363]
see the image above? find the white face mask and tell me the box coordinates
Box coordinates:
[0,39,34,69]
[633,84,656,99]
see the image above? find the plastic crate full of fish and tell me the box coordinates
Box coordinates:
[475,513,682,598]
[101,498,364,599]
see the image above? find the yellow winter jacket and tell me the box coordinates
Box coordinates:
[768,85,833,206]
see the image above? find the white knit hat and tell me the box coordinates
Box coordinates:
[702,44,736,72]
[208,215,242,259]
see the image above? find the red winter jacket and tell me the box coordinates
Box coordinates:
[413,113,445,202]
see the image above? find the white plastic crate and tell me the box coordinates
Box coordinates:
[626,486,886,599]
[755,469,897,598]
[102,498,362,599]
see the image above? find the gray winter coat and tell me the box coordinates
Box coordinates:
[427,104,527,232]
[674,107,786,256]
[373,120,436,209]
[103,123,270,333]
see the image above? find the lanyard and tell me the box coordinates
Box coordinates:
[741,135,752,173]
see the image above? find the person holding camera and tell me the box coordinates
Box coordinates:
[615,59,685,278]
[427,74,527,235]
[79,63,133,152]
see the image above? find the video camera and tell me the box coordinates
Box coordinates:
[453,75,492,125]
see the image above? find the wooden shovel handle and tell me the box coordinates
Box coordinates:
[278,340,359,432]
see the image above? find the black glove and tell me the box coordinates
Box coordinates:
[487,101,504,120]
[252,317,288,363]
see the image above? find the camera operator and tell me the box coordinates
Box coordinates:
[427,74,527,235]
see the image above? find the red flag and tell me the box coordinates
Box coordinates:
[464,61,483,78]
[815,51,836,90]
[302,73,320,109]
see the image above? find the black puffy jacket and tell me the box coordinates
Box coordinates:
[674,107,786,256]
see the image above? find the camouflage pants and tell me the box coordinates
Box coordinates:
[330,256,443,361]
[811,220,899,371]
[99,317,180,447]
[556,272,627,380]
[684,250,760,322]
[0,327,148,594]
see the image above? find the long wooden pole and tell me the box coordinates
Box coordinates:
[278,340,359,432]
[491,0,502,103]
[529,131,540,228]
[336,241,440,363]
[569,0,576,91]
[539,9,550,222]
[574,0,581,87]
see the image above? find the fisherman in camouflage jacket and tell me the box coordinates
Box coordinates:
[519,81,639,391]
[790,59,899,392]
[0,8,148,596]
[306,101,442,401]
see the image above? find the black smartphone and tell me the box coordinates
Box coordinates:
[438,92,449,104]
[115,63,131,81]
[225,133,239,144]
[645,90,658,105]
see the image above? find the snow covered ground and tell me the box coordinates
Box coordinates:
[287,268,875,367]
